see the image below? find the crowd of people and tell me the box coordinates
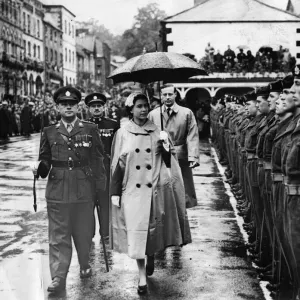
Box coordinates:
[200,43,296,74]
[210,69,300,299]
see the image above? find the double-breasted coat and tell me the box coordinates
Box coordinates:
[109,119,191,259]
[148,103,200,208]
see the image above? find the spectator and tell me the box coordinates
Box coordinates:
[246,50,255,71]
[205,42,215,63]
[0,101,11,140]
[237,48,246,64]
[21,99,33,137]
[224,45,236,67]
[214,50,224,72]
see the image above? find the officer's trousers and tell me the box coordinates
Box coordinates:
[47,202,94,280]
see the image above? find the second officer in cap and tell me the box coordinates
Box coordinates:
[85,93,120,238]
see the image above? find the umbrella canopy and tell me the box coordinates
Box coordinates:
[237,45,250,50]
[259,45,274,53]
[108,52,207,84]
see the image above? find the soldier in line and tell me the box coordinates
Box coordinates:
[85,92,120,238]
[32,86,106,293]
[210,69,300,299]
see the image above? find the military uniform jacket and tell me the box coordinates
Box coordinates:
[244,114,266,153]
[88,117,119,159]
[39,119,106,203]
[148,103,200,162]
[281,114,300,175]
[285,119,300,183]
[262,118,279,161]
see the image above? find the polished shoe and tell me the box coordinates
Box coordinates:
[137,282,148,294]
[80,268,92,279]
[146,255,154,276]
[47,277,66,293]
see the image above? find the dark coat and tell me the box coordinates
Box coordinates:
[21,106,32,134]
[39,119,106,203]
[0,108,10,138]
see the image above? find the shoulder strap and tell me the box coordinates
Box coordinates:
[60,134,82,160]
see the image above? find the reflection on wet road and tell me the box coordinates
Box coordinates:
[0,135,264,300]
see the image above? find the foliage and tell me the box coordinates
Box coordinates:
[117,3,167,59]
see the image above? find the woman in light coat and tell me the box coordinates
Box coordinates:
[109,93,191,294]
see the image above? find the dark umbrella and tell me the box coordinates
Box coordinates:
[107,52,207,84]
[259,45,273,53]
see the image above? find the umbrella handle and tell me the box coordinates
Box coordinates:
[158,82,163,131]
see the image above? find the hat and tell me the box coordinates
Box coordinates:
[244,91,256,102]
[256,86,270,97]
[269,80,283,93]
[293,64,300,79]
[282,75,294,89]
[53,86,81,104]
[84,93,107,106]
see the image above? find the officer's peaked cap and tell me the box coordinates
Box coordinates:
[85,93,107,106]
[269,80,283,93]
[282,75,294,89]
[53,86,81,104]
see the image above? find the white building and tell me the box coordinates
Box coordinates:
[43,5,76,86]
[161,0,300,101]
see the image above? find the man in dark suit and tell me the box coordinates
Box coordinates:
[85,92,119,238]
[32,86,106,293]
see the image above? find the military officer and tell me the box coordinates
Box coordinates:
[32,86,106,293]
[85,92,120,238]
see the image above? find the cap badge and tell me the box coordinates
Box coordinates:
[65,91,71,97]
[93,96,97,100]
[295,66,300,75]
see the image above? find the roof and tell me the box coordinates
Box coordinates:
[76,36,95,53]
[76,44,85,57]
[43,13,62,32]
[164,0,300,22]
[41,1,76,17]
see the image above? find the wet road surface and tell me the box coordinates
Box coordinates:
[0,134,265,300]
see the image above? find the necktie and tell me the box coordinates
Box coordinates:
[66,123,73,133]
[167,108,171,116]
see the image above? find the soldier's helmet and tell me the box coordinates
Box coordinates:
[84,93,107,107]
[53,86,81,104]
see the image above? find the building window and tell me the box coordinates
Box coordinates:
[33,44,36,57]
[65,48,67,62]
[69,49,71,63]
[60,53,63,64]
[50,29,53,41]
[64,20,67,34]
[69,23,71,35]
[66,76,68,85]
[50,49,53,61]
[37,46,40,59]
[3,40,7,53]
[27,14,30,34]
[28,41,31,56]
[72,51,74,66]
[72,25,74,38]
[45,47,48,61]
[37,20,40,38]
[23,12,26,31]
[54,50,57,63]
[60,34,63,46]
[54,31,57,43]
[23,40,26,56]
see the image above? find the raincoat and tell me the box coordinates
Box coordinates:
[109,119,191,259]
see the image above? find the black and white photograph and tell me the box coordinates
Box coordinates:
[1,0,300,299]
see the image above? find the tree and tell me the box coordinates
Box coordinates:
[117,3,167,59]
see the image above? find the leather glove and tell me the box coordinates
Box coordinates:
[160,131,170,151]
[189,161,200,168]
[29,161,41,177]
[111,195,121,208]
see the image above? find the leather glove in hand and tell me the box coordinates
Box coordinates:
[160,131,170,151]
[111,195,121,208]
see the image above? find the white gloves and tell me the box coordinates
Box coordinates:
[111,195,121,208]
[160,131,170,151]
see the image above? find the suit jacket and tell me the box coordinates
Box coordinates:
[148,103,200,162]
[39,119,106,203]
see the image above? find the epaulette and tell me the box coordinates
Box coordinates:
[81,120,93,124]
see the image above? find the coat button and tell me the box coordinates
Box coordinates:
[147,183,152,188]
[146,165,152,170]
[136,166,140,170]
[135,148,140,153]
[146,148,151,153]
[136,183,141,188]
